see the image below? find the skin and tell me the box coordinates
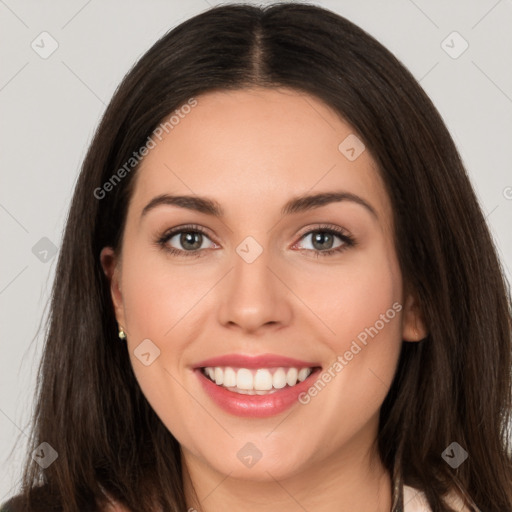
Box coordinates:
[101,87,427,512]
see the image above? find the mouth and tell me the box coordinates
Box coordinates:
[200,365,319,395]
[193,356,322,418]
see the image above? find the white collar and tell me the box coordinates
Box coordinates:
[403,484,471,511]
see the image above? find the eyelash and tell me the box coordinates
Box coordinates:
[156,223,356,259]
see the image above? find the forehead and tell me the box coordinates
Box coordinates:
[130,87,392,230]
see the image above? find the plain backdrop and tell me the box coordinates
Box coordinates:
[1,0,511,502]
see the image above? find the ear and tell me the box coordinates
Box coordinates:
[401,292,428,342]
[100,247,126,331]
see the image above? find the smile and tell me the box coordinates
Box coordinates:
[201,366,314,394]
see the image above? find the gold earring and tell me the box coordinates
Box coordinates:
[118,327,127,340]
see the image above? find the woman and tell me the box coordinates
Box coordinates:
[2,3,511,511]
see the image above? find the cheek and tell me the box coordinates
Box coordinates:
[117,246,207,443]
[295,241,403,443]
[117,246,204,399]
[336,260,400,346]
[295,240,402,355]
[120,246,212,341]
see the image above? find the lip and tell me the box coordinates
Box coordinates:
[193,353,321,369]
[195,366,322,418]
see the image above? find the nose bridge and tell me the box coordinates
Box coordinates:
[217,234,292,331]
[233,235,271,291]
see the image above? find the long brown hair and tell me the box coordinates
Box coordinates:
[3,3,511,511]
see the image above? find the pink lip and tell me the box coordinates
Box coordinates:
[193,353,321,369]
[194,364,322,419]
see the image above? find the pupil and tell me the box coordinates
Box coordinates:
[313,232,333,250]
[181,232,202,250]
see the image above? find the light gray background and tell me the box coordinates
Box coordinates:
[1,0,511,502]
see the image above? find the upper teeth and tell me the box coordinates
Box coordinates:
[203,366,313,392]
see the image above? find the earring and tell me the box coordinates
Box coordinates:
[118,327,127,340]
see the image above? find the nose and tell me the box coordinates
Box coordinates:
[217,242,293,334]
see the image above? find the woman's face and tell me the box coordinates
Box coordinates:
[102,87,424,482]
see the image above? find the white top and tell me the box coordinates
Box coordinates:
[404,484,471,511]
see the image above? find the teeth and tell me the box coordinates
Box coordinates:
[298,368,311,382]
[237,368,253,390]
[254,369,273,390]
[272,368,287,389]
[214,367,223,385]
[286,367,298,386]
[223,367,237,387]
[202,366,314,393]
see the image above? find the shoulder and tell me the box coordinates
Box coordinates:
[404,484,473,512]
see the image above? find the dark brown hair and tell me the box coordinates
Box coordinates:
[3,3,511,511]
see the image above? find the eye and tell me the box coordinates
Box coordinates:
[157,224,216,258]
[156,223,356,259]
[293,225,356,257]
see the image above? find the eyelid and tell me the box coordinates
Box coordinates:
[158,223,216,242]
[294,223,352,241]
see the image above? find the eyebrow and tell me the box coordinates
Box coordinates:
[140,191,378,220]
